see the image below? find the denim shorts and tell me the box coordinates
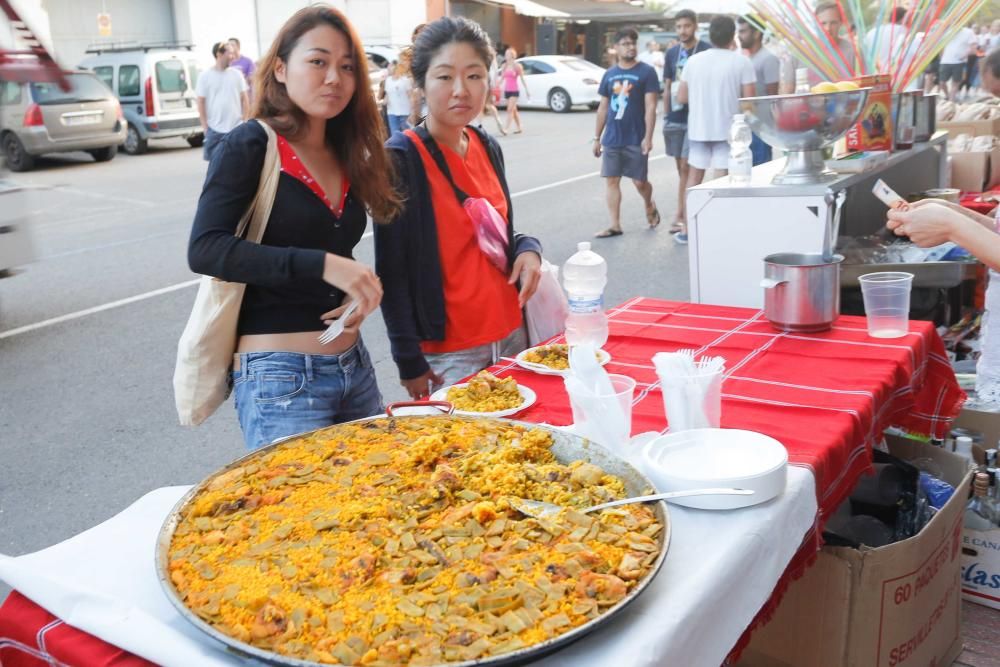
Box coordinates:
[231,339,383,450]
[203,128,225,162]
[600,145,649,181]
[662,122,689,159]
[424,326,528,389]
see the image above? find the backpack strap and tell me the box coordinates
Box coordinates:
[411,125,468,203]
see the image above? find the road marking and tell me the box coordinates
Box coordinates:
[2,158,667,338]
[360,156,667,239]
[41,228,186,260]
[0,279,199,340]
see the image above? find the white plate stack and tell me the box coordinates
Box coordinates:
[635,428,788,510]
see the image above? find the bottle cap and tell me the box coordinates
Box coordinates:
[577,242,591,252]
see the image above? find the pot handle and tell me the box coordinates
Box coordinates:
[385,400,455,417]
[760,278,787,289]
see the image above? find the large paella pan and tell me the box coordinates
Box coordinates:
[156,407,669,666]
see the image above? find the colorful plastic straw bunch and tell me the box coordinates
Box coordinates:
[749,0,988,92]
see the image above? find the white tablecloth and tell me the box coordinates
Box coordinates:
[0,469,816,667]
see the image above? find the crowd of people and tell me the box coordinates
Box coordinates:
[181,4,1000,451]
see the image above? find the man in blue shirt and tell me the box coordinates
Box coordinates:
[592,27,661,238]
[661,9,710,233]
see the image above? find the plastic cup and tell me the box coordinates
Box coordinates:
[565,374,636,450]
[858,272,913,338]
[658,369,723,432]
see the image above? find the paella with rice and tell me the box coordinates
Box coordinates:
[165,415,663,666]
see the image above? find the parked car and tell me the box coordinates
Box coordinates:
[78,43,204,155]
[0,71,126,171]
[513,56,604,113]
[365,45,403,71]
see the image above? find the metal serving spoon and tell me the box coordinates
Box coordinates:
[510,488,754,519]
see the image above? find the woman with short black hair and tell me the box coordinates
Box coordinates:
[376,16,543,399]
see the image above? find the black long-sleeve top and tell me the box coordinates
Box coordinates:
[187,121,365,335]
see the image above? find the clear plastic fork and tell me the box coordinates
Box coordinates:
[317,300,360,345]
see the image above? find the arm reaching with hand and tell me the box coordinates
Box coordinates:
[887,200,1000,271]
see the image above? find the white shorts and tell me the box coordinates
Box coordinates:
[688,140,729,170]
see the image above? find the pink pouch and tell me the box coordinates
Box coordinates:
[463,197,510,273]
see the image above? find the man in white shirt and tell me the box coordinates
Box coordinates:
[637,40,665,89]
[864,8,909,75]
[737,17,779,165]
[940,26,976,100]
[196,41,249,161]
[989,21,1000,54]
[779,2,854,93]
[676,15,755,243]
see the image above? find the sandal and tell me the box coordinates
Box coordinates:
[594,228,623,238]
[646,206,661,229]
[669,220,684,233]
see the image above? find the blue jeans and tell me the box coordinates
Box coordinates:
[231,340,383,450]
[387,114,409,135]
[203,128,225,162]
[750,132,772,166]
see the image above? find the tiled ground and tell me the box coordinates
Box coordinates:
[955,601,1000,667]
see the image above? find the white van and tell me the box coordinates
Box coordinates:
[79,42,204,155]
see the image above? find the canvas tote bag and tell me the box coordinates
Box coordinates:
[173,120,280,426]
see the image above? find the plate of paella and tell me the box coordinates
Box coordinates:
[430,371,536,417]
[514,344,612,376]
[157,413,668,667]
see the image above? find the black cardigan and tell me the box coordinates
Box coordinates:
[375,127,542,380]
[187,121,365,335]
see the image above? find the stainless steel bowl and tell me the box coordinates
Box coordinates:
[740,88,870,184]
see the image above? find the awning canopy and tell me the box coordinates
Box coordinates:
[488,0,670,22]
[664,0,753,17]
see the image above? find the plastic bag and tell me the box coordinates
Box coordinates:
[463,197,509,274]
[525,259,569,346]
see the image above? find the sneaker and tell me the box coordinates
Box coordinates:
[673,232,688,245]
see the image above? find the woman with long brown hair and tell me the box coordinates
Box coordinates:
[187,5,400,450]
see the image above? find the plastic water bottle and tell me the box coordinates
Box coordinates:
[728,114,753,186]
[563,242,608,348]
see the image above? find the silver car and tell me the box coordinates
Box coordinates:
[0,71,126,172]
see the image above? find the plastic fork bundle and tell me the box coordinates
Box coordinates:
[653,350,726,432]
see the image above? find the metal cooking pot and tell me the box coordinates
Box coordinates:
[761,252,844,332]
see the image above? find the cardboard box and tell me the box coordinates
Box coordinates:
[738,438,973,667]
[949,149,1000,193]
[950,405,1000,464]
[939,117,1000,139]
[847,74,894,153]
[962,526,1000,610]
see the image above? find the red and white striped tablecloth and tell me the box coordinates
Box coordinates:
[0,298,965,666]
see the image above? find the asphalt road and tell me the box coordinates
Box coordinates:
[0,109,690,599]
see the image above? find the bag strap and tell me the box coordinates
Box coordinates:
[412,125,469,204]
[234,119,281,243]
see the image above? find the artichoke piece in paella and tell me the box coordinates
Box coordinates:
[167,416,663,666]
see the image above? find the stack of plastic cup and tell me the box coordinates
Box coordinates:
[564,373,636,451]
[858,272,914,338]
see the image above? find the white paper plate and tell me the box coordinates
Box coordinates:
[514,346,612,376]
[637,428,788,510]
[430,383,536,417]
